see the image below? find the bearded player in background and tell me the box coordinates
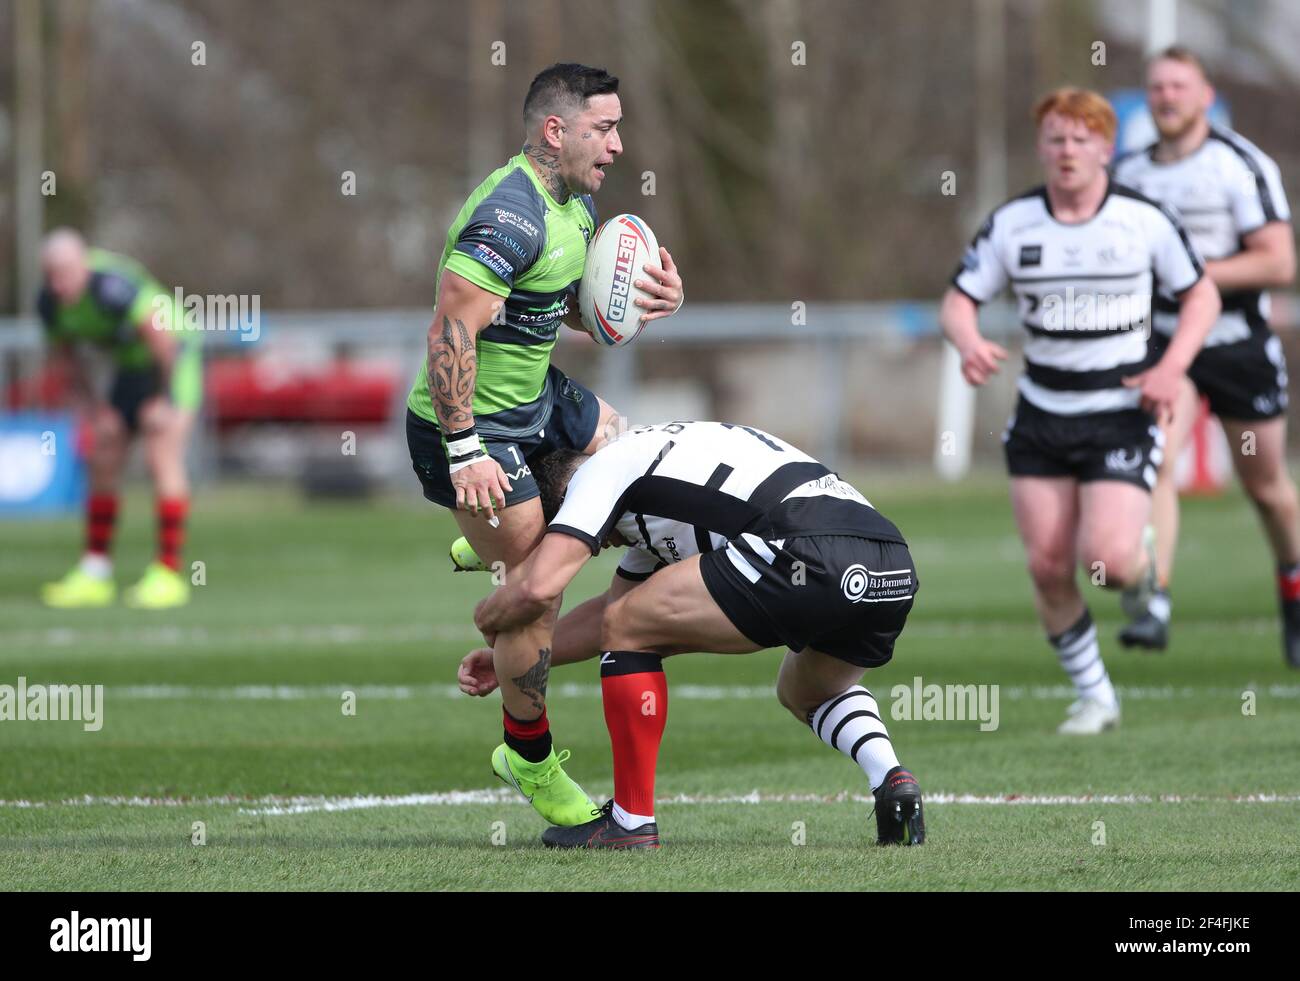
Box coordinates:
[36,229,201,610]
[1113,48,1299,665]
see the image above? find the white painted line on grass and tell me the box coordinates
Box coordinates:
[2,789,1297,816]
[0,618,1283,651]
[92,682,1300,702]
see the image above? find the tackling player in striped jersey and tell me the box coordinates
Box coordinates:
[1112,48,1299,665]
[941,88,1221,734]
[462,421,925,848]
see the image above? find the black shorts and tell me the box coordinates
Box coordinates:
[699,533,917,669]
[1155,330,1289,421]
[1002,396,1161,491]
[109,367,163,434]
[407,364,601,509]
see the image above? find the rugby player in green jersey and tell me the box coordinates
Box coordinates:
[405,64,684,825]
[37,229,201,610]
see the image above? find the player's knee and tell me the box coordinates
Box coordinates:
[1243,469,1297,517]
[1080,543,1136,588]
[1026,550,1072,590]
[775,675,813,723]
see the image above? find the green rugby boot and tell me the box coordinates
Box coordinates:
[450,536,488,572]
[491,743,598,826]
[41,566,116,609]
[124,562,191,610]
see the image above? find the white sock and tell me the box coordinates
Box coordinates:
[79,553,112,579]
[1052,610,1117,709]
[1148,590,1171,623]
[611,801,654,830]
[808,685,901,790]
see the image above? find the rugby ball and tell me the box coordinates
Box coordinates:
[578,214,661,346]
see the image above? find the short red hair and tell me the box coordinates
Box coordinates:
[1033,87,1117,144]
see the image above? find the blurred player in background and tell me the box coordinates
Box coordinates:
[1113,48,1299,665]
[941,89,1220,734]
[404,64,683,825]
[37,229,201,610]
[465,421,925,848]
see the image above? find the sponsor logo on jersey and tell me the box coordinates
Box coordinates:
[472,243,514,281]
[662,536,682,562]
[1104,448,1143,473]
[1063,244,1083,267]
[471,224,528,261]
[548,246,565,260]
[493,208,539,237]
[1019,244,1042,267]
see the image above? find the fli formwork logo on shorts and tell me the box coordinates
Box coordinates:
[0,676,104,731]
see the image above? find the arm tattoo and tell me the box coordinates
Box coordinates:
[511,647,552,715]
[428,314,476,432]
[522,141,570,203]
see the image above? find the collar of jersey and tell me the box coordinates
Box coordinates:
[1039,177,1113,227]
[514,150,573,211]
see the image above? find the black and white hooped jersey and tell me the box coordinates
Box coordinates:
[548,421,905,583]
[1114,126,1291,347]
[952,183,1204,416]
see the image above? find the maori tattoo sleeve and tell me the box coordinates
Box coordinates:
[428,314,476,432]
[511,647,552,715]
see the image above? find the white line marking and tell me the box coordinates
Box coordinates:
[0,618,1285,651]
[2,789,1297,816]
[90,682,1300,702]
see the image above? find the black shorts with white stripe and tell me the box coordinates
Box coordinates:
[1002,395,1161,491]
[1152,329,1290,421]
[699,534,917,668]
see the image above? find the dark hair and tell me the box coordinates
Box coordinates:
[533,449,588,524]
[523,63,619,128]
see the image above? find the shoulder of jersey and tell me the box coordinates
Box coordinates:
[1108,180,1183,225]
[1111,142,1157,177]
[977,186,1052,236]
[1206,125,1279,172]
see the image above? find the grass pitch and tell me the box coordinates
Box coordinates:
[2,476,1298,890]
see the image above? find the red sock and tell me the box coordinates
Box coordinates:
[86,494,119,557]
[600,651,668,818]
[157,497,189,571]
[1279,563,1300,602]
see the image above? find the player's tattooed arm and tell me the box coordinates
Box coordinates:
[511,648,552,714]
[523,141,568,203]
[428,314,476,432]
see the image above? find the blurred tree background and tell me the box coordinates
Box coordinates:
[0,0,1297,311]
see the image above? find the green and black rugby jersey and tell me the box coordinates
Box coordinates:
[37,249,189,371]
[407,151,597,438]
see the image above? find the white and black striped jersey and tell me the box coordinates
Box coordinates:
[952,183,1204,416]
[548,421,905,583]
[1113,126,1291,347]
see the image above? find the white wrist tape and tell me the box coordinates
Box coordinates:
[446,432,481,459]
